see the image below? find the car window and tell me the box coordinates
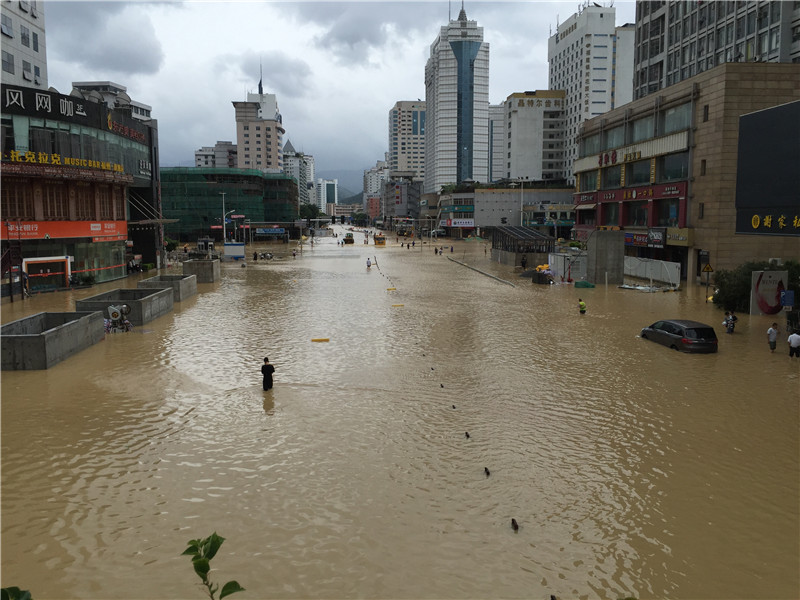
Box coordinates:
[652,321,665,330]
[686,327,715,340]
[665,323,681,335]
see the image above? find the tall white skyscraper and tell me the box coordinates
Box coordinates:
[424,4,489,193]
[388,101,426,179]
[547,4,633,183]
[317,178,338,214]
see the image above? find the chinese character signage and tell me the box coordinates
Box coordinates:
[2,84,150,146]
[735,101,800,237]
[2,220,127,241]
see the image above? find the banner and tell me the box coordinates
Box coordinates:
[750,270,787,315]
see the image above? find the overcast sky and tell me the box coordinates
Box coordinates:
[45,0,635,190]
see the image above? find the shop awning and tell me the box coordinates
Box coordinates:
[575,204,596,210]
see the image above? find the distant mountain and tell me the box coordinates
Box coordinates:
[317,169,363,197]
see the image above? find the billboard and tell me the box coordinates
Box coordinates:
[735,101,800,236]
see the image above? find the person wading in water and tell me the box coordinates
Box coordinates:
[262,357,275,391]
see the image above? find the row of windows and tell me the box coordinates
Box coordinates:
[2,179,125,221]
[579,152,689,193]
[1,49,42,82]
[1,118,150,178]
[581,102,691,155]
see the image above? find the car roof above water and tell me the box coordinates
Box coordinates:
[658,319,714,328]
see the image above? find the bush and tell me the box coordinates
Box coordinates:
[713,259,799,312]
[164,236,179,252]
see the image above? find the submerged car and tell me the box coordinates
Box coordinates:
[640,319,719,353]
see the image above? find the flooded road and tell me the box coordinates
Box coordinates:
[2,226,798,599]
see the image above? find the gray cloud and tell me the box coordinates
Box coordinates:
[235,52,314,99]
[284,2,443,66]
[45,1,165,76]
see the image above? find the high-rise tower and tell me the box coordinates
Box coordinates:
[548,4,633,183]
[424,3,489,193]
[633,1,800,100]
[232,87,284,174]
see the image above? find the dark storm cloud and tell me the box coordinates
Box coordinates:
[283,2,443,65]
[236,52,314,99]
[45,1,165,76]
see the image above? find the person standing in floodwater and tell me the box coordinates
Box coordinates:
[578,298,587,314]
[262,357,275,391]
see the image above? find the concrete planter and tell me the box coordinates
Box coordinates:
[138,274,197,302]
[1,311,105,370]
[182,259,220,283]
[76,288,174,326]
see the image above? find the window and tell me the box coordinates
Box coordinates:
[700,159,707,176]
[602,202,619,226]
[655,198,679,227]
[703,104,709,122]
[662,103,691,135]
[1,50,13,74]
[658,152,689,181]
[604,125,624,149]
[22,60,31,80]
[626,200,648,227]
[604,164,622,188]
[43,183,68,219]
[75,185,94,219]
[1,181,34,218]
[583,133,601,155]
[627,159,651,185]
[580,169,598,191]
[20,25,29,46]
[632,115,654,142]
[1,14,12,37]
[32,31,38,51]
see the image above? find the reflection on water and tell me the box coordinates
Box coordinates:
[2,228,798,599]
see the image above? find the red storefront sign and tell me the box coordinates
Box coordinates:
[1,220,127,241]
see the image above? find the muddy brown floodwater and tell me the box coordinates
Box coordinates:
[2,226,798,599]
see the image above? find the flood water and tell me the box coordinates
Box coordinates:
[2,226,798,599]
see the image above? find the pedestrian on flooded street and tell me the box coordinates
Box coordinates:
[767,322,779,353]
[262,357,275,390]
[578,298,586,314]
[788,330,800,358]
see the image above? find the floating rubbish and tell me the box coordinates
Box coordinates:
[386,287,396,291]
[311,338,330,342]
[392,304,404,307]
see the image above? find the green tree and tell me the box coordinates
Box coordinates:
[351,212,369,227]
[713,259,799,312]
[299,202,321,220]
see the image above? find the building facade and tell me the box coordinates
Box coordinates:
[547,4,634,183]
[282,139,313,206]
[504,90,566,181]
[424,5,489,193]
[1,0,47,90]
[488,103,505,183]
[194,141,237,168]
[633,0,800,101]
[572,62,800,282]
[160,168,299,242]
[1,82,160,290]
[317,178,338,214]
[232,88,284,174]
[388,100,426,179]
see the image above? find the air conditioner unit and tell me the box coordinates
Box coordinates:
[768,258,782,266]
